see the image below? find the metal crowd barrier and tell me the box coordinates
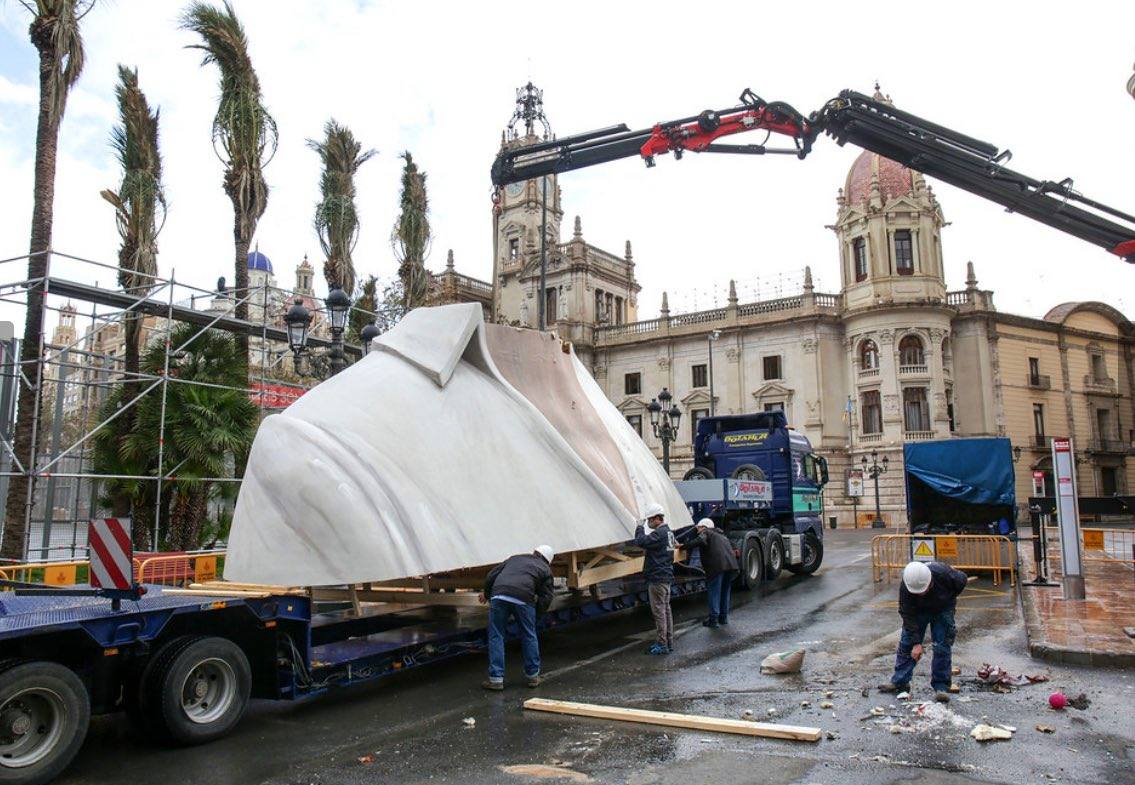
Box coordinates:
[1078,528,1135,566]
[0,550,225,588]
[871,534,1017,586]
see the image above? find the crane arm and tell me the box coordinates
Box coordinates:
[490,87,1135,263]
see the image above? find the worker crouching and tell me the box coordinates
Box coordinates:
[634,502,676,655]
[682,518,739,627]
[880,560,968,702]
[481,546,555,690]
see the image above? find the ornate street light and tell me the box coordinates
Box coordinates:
[861,449,889,529]
[360,322,380,356]
[325,286,351,374]
[284,297,311,359]
[648,387,682,476]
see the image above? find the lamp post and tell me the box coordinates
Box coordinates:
[861,449,889,529]
[647,387,682,476]
[325,286,351,375]
[707,329,721,416]
[284,297,312,368]
[360,322,380,356]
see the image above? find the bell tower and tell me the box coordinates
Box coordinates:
[493,82,563,326]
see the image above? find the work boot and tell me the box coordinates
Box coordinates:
[481,679,504,691]
[702,616,719,628]
[646,643,669,656]
[526,674,541,688]
[718,615,729,626]
[878,682,909,694]
[934,691,951,703]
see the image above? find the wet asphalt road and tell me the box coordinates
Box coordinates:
[60,529,1135,785]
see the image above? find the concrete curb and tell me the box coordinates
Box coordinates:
[1018,584,1135,669]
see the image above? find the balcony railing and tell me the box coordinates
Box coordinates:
[859,367,880,378]
[1027,374,1051,390]
[904,430,936,441]
[1032,434,1049,448]
[1083,375,1116,393]
[898,364,928,375]
[1088,438,1129,454]
[859,432,882,443]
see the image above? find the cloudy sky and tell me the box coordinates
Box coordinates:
[2,1,1134,331]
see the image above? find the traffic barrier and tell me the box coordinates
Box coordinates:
[135,551,225,587]
[0,559,100,586]
[871,534,1017,586]
[1078,528,1134,566]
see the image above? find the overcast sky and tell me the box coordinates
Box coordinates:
[2,1,1134,332]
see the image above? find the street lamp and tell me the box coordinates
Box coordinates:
[284,297,312,362]
[1012,445,1022,464]
[326,285,351,375]
[707,329,721,416]
[360,322,380,356]
[648,387,682,476]
[861,449,889,529]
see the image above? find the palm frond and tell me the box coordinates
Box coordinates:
[28,0,89,124]
[391,151,431,310]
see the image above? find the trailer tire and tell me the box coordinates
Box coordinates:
[765,535,785,581]
[787,532,823,575]
[127,635,202,742]
[152,637,251,746]
[0,660,89,785]
[738,537,764,590]
[682,467,714,481]
[731,464,765,481]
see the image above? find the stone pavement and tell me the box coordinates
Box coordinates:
[1019,534,1135,667]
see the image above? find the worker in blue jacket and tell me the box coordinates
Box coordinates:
[480,546,555,690]
[634,502,677,655]
[879,560,968,702]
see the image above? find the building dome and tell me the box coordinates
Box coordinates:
[844,149,914,206]
[247,250,273,274]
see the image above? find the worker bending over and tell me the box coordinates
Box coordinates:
[682,518,739,627]
[634,502,677,655]
[481,545,555,690]
[879,560,968,702]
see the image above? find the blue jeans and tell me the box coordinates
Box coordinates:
[890,609,956,692]
[487,599,540,681]
[706,572,735,620]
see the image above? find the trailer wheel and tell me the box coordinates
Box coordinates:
[765,535,785,581]
[682,467,713,481]
[152,637,250,746]
[731,464,765,481]
[738,537,764,590]
[0,660,89,785]
[787,532,823,575]
[127,635,201,741]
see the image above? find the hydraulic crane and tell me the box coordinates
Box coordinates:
[491,88,1135,263]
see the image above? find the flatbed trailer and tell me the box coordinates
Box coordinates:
[0,571,708,785]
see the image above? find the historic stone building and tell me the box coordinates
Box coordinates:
[442,87,1135,527]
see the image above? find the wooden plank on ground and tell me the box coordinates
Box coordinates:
[523,698,821,742]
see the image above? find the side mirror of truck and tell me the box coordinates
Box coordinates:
[817,456,829,486]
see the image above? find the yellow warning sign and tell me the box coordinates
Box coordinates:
[912,538,936,562]
[194,556,217,584]
[1083,530,1104,550]
[44,564,77,586]
[936,536,959,559]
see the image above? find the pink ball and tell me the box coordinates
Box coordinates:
[1049,692,1067,710]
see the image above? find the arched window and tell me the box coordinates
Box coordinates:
[899,335,924,367]
[859,339,879,370]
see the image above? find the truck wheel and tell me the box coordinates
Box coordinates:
[0,660,89,785]
[683,467,713,481]
[127,635,201,741]
[731,464,765,481]
[787,532,824,575]
[765,535,785,581]
[152,637,251,746]
[738,537,764,590]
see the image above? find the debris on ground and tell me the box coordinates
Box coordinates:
[760,649,805,674]
[951,666,962,675]
[820,701,834,709]
[499,764,593,782]
[824,690,834,699]
[896,691,910,700]
[767,707,777,716]
[1049,692,1067,710]
[357,755,375,765]
[1036,724,1056,734]
[861,687,870,697]
[741,709,754,720]
[825,731,839,740]
[869,707,886,716]
[800,700,811,708]
[976,664,1049,688]
[949,683,961,694]
[462,717,476,728]
[1067,693,1091,710]
[971,723,1014,742]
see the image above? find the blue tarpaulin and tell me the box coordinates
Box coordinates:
[903,438,1016,508]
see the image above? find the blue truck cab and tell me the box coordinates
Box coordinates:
[677,411,828,588]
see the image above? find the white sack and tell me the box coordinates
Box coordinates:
[224,303,691,586]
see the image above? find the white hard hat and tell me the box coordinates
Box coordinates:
[535,545,554,563]
[697,518,715,529]
[642,502,666,520]
[902,561,932,594]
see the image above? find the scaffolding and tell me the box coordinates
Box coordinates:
[0,249,377,561]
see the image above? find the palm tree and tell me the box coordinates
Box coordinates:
[308,119,376,296]
[93,324,257,550]
[180,1,277,381]
[2,0,94,561]
[391,152,431,311]
[99,65,165,519]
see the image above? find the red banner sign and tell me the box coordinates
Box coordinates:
[249,382,306,409]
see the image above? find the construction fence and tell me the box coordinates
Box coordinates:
[0,549,225,588]
[872,533,1017,586]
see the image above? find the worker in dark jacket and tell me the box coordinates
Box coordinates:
[683,518,739,627]
[480,545,555,690]
[879,560,968,702]
[634,501,676,655]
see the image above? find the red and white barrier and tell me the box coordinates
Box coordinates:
[87,518,133,590]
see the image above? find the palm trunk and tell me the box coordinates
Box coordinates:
[111,311,143,520]
[232,215,251,481]
[2,43,61,561]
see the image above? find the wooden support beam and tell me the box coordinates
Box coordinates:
[313,587,484,607]
[567,555,646,589]
[523,698,821,742]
